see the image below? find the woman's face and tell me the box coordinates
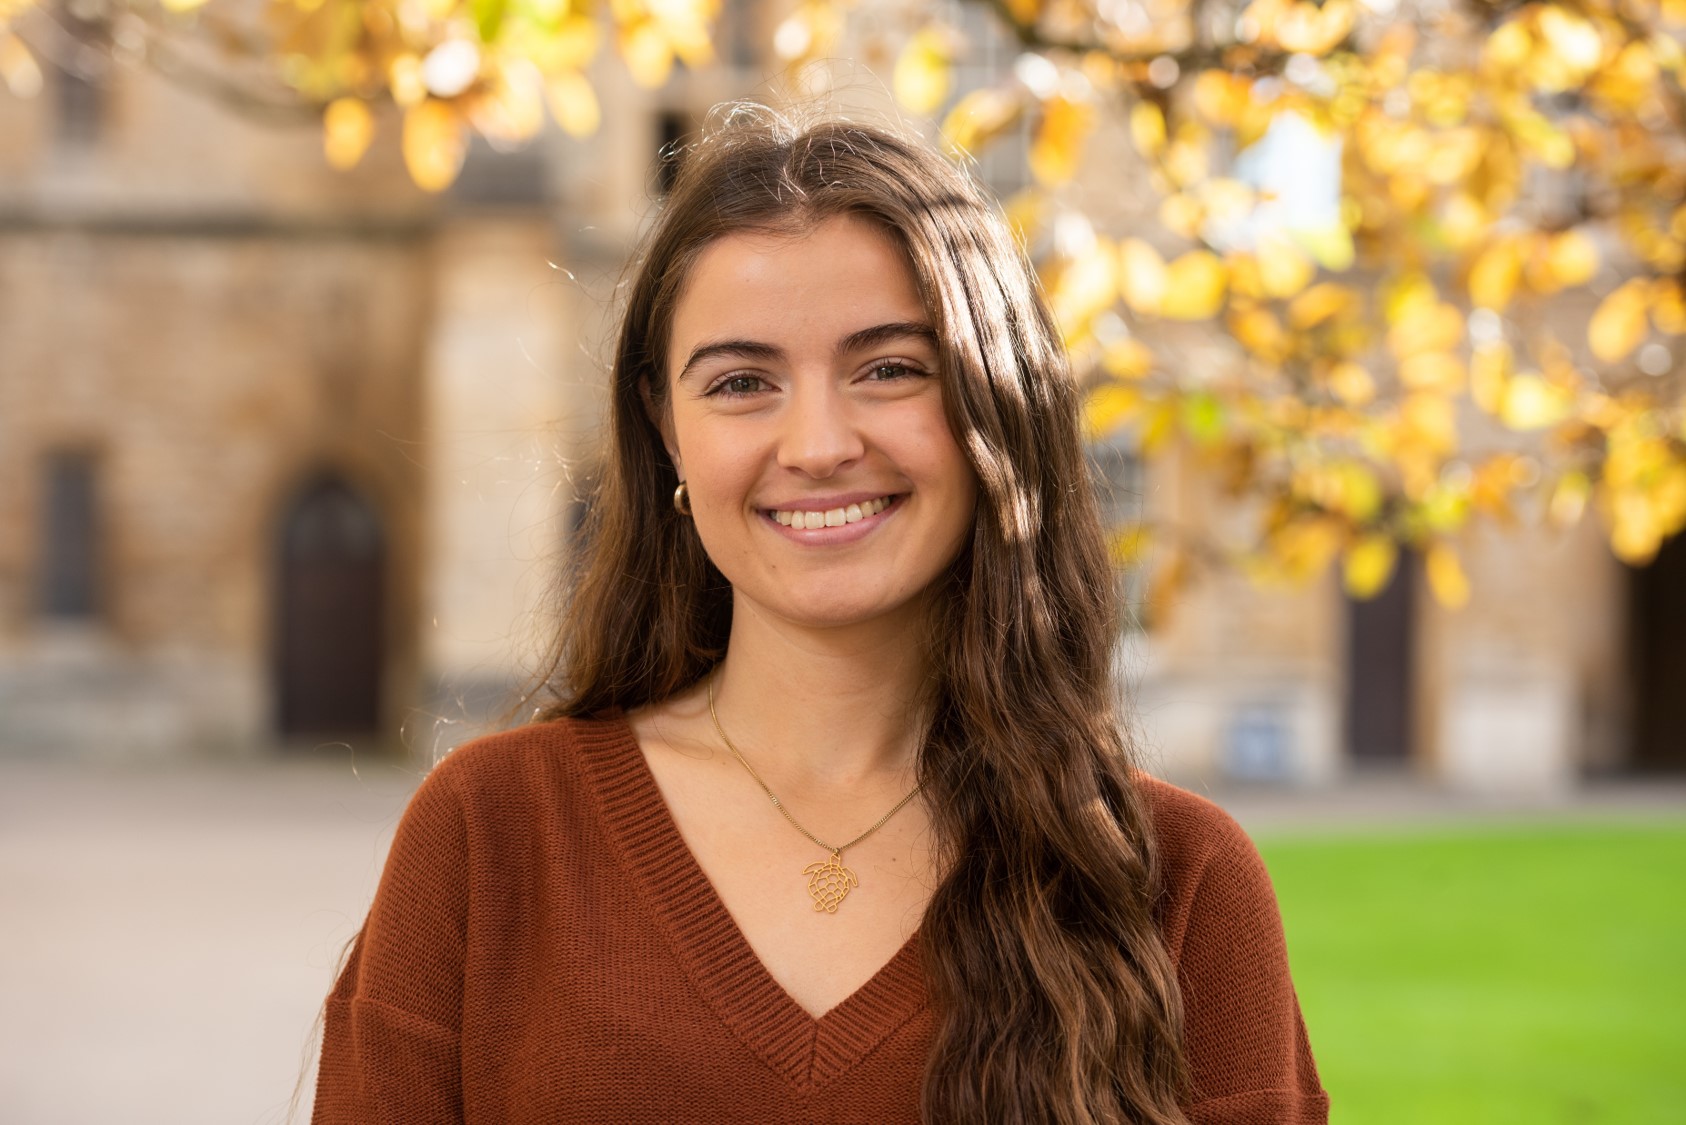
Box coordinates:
[658,213,979,634]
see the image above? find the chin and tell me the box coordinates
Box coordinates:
[759,588,919,631]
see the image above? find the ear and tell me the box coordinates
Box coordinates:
[639,377,684,479]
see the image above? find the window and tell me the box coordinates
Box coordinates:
[1087,438,1149,631]
[942,0,1032,200]
[53,0,110,148]
[40,450,100,619]
[654,109,692,196]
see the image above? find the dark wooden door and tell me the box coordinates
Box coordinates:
[1629,531,1686,772]
[1345,548,1418,764]
[276,478,385,736]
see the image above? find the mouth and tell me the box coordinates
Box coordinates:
[764,494,899,530]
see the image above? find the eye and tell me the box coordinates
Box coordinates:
[863,361,928,382]
[706,373,771,398]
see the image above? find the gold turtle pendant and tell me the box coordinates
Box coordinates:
[802,851,860,913]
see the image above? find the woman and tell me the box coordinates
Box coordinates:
[311,104,1329,1124]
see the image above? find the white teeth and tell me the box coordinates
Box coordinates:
[772,496,893,528]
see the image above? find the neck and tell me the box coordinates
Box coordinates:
[709,597,931,794]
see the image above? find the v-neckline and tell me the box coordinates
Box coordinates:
[570,710,931,1089]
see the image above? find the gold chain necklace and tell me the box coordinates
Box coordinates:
[706,670,926,914]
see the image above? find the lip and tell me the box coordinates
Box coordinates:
[759,493,903,544]
[759,490,901,513]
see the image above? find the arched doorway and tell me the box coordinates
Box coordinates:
[275,475,385,737]
[1344,548,1419,765]
[1628,531,1686,773]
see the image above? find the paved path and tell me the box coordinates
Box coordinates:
[2,755,1681,1124]
[0,755,419,1125]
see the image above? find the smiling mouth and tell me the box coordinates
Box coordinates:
[767,495,898,530]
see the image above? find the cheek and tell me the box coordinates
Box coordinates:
[902,406,976,497]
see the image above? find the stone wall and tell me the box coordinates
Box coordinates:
[0,221,432,756]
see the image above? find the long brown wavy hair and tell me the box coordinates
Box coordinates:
[537,103,1191,1124]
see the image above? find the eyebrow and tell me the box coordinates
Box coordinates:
[675,321,939,383]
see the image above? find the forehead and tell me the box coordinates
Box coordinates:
[668,214,930,375]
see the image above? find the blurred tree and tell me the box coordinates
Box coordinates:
[4,0,1683,612]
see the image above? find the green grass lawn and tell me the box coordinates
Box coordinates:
[1256,820,1686,1125]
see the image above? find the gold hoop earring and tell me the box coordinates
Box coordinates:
[673,481,692,516]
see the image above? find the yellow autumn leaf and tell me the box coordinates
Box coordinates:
[1271,516,1344,580]
[1402,391,1457,453]
[1275,0,1356,55]
[470,61,546,145]
[1537,6,1604,78]
[1001,0,1042,25]
[1327,361,1375,406]
[389,55,427,108]
[1030,96,1093,186]
[1129,101,1166,157]
[402,99,467,193]
[549,14,602,71]
[1399,352,1465,393]
[1439,192,1489,252]
[893,27,951,116]
[1470,341,1513,415]
[1225,253,1264,300]
[1388,301,1463,360]
[1258,233,1315,299]
[1610,491,1665,564]
[1102,337,1155,380]
[546,70,600,138]
[941,87,1022,157]
[1338,463,1385,522]
[1084,383,1143,439]
[1295,222,1356,272]
[1051,241,1118,333]
[1192,70,1246,125]
[619,19,674,88]
[1343,533,1398,598]
[1499,373,1574,430]
[1118,238,1168,316]
[1485,19,1531,69]
[653,5,714,70]
[323,97,374,171]
[1652,279,1685,335]
[1467,238,1522,311]
[1288,282,1357,330]
[0,31,43,98]
[1158,194,1204,239]
[159,0,210,11]
[1108,523,1153,568]
[1545,228,1599,289]
[1382,271,1437,325]
[1160,250,1228,320]
[1587,281,1649,362]
[1425,541,1471,608]
[1229,305,1288,360]
[1139,398,1180,455]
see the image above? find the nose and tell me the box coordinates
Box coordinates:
[776,379,865,478]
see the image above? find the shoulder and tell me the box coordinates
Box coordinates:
[399,713,631,833]
[1128,773,1330,1118]
[1127,770,1279,960]
[1129,770,1259,886]
[421,712,627,788]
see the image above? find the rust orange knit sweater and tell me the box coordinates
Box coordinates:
[312,715,1329,1124]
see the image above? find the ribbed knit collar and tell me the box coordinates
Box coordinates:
[568,711,932,1090]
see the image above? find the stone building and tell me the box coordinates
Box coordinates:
[0,4,1679,789]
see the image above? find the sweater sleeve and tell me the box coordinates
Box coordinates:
[1176,822,1329,1125]
[312,758,470,1124]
